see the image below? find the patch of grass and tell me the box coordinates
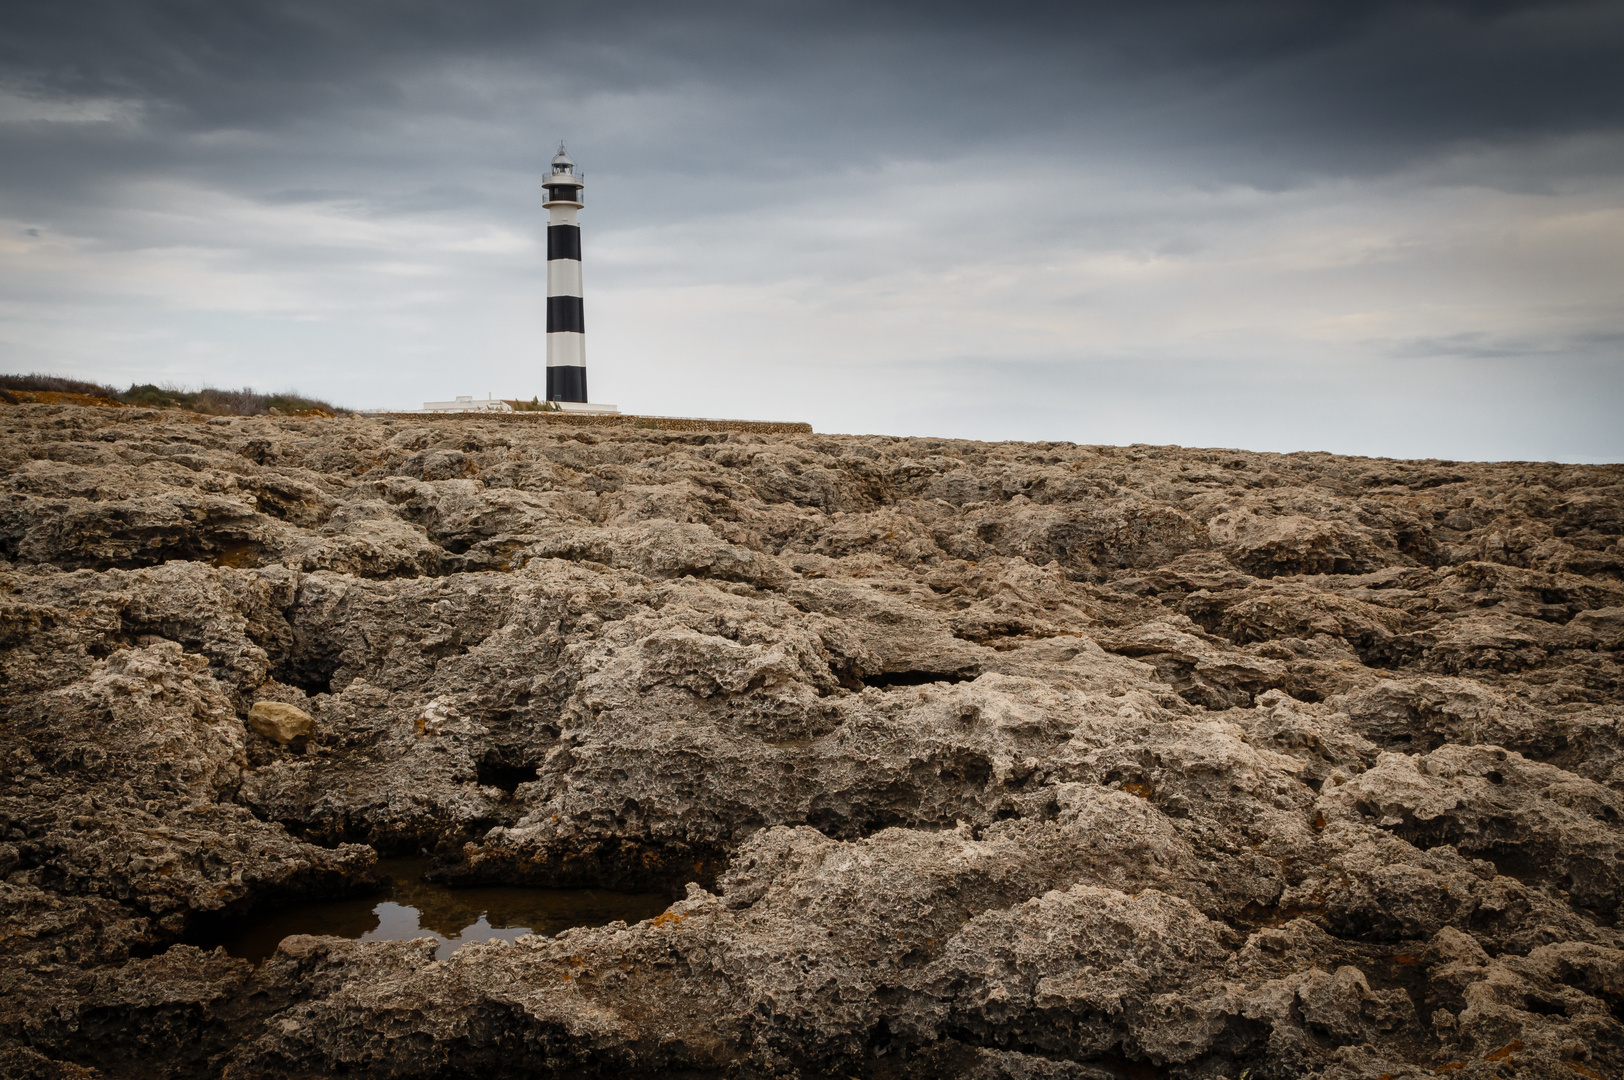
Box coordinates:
[0,373,347,416]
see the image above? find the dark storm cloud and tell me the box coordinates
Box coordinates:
[4,1,1620,233]
[7,1,1623,174]
[1,0,1614,251]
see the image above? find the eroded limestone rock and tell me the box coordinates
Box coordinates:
[1,403,1621,1079]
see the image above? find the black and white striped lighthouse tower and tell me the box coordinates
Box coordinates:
[544,144,587,403]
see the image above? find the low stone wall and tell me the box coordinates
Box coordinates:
[375,410,812,434]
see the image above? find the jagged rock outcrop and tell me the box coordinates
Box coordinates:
[2,402,1622,1079]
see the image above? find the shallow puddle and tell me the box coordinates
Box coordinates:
[194,857,672,963]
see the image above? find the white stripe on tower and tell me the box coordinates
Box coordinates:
[544,143,587,403]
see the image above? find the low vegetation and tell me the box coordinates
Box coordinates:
[0,372,345,416]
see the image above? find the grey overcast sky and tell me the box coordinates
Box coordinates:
[2,1,1622,460]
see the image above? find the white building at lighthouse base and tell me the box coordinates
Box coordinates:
[388,394,620,415]
[418,395,511,413]
[549,401,620,414]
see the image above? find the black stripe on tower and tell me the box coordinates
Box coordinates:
[547,296,585,333]
[547,225,582,261]
[547,366,587,403]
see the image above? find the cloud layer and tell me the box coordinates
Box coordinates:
[3,0,1622,459]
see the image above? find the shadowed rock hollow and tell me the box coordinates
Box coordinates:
[2,403,1623,1080]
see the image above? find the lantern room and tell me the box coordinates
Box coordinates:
[543,145,584,208]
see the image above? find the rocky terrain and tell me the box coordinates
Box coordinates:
[2,403,1622,1080]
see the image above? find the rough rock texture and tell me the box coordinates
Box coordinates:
[2,402,1622,1079]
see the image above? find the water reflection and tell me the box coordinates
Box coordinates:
[199,857,672,963]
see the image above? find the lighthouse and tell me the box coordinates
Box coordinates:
[544,145,587,403]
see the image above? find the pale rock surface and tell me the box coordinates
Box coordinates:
[246,700,315,745]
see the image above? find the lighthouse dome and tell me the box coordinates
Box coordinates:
[551,145,574,173]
